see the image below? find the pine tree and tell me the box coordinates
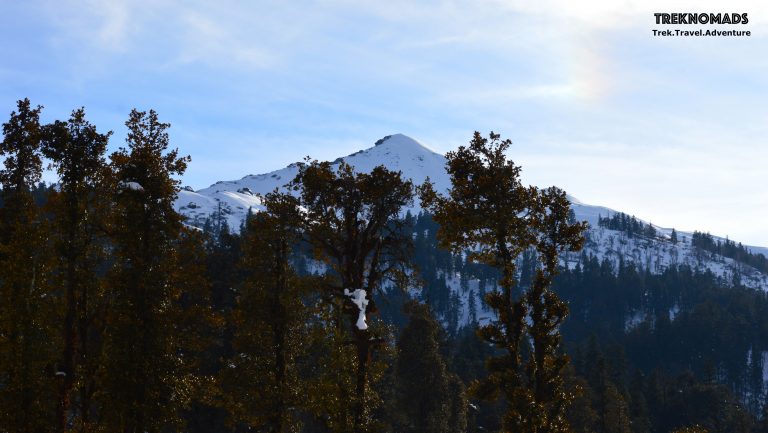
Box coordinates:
[171,226,221,433]
[98,109,195,432]
[291,160,414,432]
[420,131,586,433]
[566,375,598,433]
[394,301,467,433]
[628,371,651,433]
[447,374,469,433]
[468,289,478,325]
[526,186,587,431]
[0,99,58,432]
[601,384,632,433]
[219,191,314,432]
[42,107,112,432]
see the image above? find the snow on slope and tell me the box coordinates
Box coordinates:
[571,225,768,291]
[174,133,768,291]
[175,134,449,229]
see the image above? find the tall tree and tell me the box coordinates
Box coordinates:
[394,301,467,433]
[42,108,112,432]
[172,226,221,433]
[525,186,588,431]
[98,109,194,432]
[219,191,314,432]
[601,383,632,433]
[0,99,58,432]
[420,131,586,433]
[291,160,414,433]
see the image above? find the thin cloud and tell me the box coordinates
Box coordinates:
[2,0,767,244]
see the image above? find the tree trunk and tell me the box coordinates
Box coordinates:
[353,332,370,433]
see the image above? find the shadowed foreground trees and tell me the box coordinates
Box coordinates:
[394,301,467,433]
[4,101,762,433]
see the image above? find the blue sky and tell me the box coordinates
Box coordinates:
[1,0,767,246]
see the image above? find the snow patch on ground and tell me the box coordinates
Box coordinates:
[562,225,768,292]
[625,310,645,331]
[669,304,681,321]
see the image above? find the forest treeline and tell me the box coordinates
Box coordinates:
[690,231,768,274]
[1,100,766,433]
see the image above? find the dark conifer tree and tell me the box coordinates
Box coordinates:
[99,109,196,432]
[42,107,112,432]
[0,99,58,432]
[566,375,598,433]
[447,374,469,433]
[601,383,632,433]
[173,227,222,433]
[467,289,478,325]
[394,301,467,433]
[219,191,314,433]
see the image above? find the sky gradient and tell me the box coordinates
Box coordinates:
[1,0,767,245]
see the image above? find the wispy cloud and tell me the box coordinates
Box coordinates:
[2,0,767,244]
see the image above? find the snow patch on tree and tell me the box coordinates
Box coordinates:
[118,180,144,191]
[344,288,369,330]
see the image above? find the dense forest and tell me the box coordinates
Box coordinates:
[2,100,768,433]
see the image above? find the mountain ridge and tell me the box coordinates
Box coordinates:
[174,134,768,291]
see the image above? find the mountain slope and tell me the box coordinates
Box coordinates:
[174,133,768,291]
[176,134,449,228]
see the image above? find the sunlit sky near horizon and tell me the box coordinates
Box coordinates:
[1,1,767,246]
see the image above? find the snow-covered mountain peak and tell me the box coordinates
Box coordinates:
[175,134,449,228]
[337,133,443,169]
[372,133,437,153]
